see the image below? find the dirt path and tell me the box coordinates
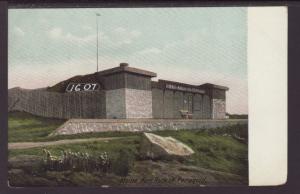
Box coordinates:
[8,137,122,150]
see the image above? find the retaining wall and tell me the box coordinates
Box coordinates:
[53,119,248,135]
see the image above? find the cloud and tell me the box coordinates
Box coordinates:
[39,18,48,25]
[48,27,97,44]
[47,27,141,48]
[132,28,246,77]
[14,26,25,37]
[48,27,62,39]
[82,25,93,31]
[65,33,96,44]
[110,27,141,45]
[131,30,141,37]
[137,47,162,55]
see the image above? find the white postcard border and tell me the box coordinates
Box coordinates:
[248,7,287,186]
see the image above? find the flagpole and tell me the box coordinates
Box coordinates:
[96,13,100,72]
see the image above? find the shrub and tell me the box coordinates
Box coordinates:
[42,149,111,173]
[111,149,134,177]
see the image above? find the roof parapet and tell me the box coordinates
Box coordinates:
[198,83,229,91]
[97,63,157,77]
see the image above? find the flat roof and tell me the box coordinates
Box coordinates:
[152,79,206,94]
[199,83,229,91]
[97,63,157,77]
[152,80,229,92]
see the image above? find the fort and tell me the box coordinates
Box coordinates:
[8,63,229,120]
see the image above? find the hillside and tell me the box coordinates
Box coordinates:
[47,72,103,93]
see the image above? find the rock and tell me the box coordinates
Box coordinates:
[140,133,194,160]
[232,134,247,143]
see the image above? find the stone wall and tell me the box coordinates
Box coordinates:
[8,87,106,119]
[125,89,152,118]
[53,119,248,135]
[210,88,226,119]
[106,88,153,119]
[212,99,226,119]
[105,88,126,119]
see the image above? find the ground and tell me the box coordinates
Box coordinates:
[8,111,248,187]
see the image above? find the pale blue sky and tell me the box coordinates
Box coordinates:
[8,8,248,114]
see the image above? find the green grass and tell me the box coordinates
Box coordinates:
[8,111,137,142]
[9,131,247,176]
[9,136,140,159]
[153,130,248,176]
[8,111,65,142]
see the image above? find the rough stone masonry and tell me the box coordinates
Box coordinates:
[51,119,247,135]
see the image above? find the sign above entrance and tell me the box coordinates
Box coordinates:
[165,83,205,94]
[66,83,100,92]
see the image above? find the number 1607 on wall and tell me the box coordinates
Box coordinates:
[65,83,100,92]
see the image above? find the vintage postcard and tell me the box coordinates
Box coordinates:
[7,6,286,187]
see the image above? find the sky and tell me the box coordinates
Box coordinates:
[8,8,248,114]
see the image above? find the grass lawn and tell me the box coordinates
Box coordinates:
[8,111,137,142]
[153,130,248,176]
[8,111,65,142]
[9,136,140,159]
[8,111,248,186]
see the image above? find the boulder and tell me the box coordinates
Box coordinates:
[140,133,194,160]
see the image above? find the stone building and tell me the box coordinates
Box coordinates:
[8,63,229,120]
[96,63,228,119]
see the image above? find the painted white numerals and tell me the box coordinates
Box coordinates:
[91,83,97,90]
[83,84,91,91]
[65,83,100,92]
[75,84,81,91]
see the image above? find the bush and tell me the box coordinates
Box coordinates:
[111,149,135,177]
[42,149,111,173]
